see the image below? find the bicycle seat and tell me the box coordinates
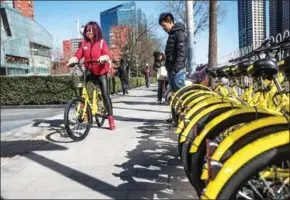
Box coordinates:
[216,66,231,78]
[205,68,217,78]
[248,58,278,79]
[236,60,254,75]
[278,56,290,75]
[227,65,236,77]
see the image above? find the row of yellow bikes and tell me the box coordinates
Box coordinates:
[169,36,290,199]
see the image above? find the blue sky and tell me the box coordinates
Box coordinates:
[34,1,243,64]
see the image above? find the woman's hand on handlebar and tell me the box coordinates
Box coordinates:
[66,56,79,67]
[98,55,110,64]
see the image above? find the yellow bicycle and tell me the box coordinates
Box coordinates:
[64,61,107,141]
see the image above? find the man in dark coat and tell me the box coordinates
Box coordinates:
[159,12,187,93]
[115,59,129,95]
[159,12,187,123]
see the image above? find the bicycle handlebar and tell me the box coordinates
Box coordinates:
[68,60,102,68]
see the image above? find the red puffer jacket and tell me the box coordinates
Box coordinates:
[74,39,111,75]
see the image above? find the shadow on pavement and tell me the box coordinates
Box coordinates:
[1,139,67,157]
[114,115,165,124]
[113,106,170,114]
[31,119,74,143]
[114,100,166,106]
[122,94,157,98]
[112,119,198,199]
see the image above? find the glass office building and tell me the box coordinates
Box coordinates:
[100,1,137,46]
[0,4,53,76]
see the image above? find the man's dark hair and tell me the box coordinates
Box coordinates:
[158,13,174,25]
[120,58,125,65]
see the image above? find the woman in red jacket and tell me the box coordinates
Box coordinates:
[67,21,115,130]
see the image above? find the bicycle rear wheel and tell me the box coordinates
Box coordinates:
[64,97,92,141]
[95,93,106,127]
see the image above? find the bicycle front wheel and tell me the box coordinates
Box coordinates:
[64,97,92,141]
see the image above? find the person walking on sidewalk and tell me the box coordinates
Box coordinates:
[158,12,187,122]
[115,58,129,95]
[144,64,151,88]
[67,21,115,130]
[153,51,168,104]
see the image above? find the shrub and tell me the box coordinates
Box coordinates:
[0,75,156,105]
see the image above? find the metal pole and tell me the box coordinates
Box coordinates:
[76,18,80,39]
[186,0,196,76]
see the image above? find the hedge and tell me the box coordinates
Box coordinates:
[0,75,156,105]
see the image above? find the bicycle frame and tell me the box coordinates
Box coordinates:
[76,83,100,119]
[179,103,243,143]
[189,106,281,154]
[170,84,211,108]
[201,130,290,200]
[176,95,238,134]
[201,116,289,180]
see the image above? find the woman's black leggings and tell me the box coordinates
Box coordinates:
[86,72,113,116]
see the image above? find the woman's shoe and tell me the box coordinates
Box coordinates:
[108,115,115,130]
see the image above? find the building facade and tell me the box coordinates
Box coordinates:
[1,0,34,19]
[100,1,137,46]
[238,0,266,49]
[62,40,72,61]
[0,4,53,76]
[137,8,147,32]
[110,25,132,61]
[71,38,82,55]
[283,0,290,33]
[269,0,290,37]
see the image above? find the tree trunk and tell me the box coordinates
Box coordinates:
[208,0,218,88]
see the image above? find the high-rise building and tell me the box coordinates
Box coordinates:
[71,38,82,55]
[62,38,82,61]
[269,0,289,37]
[137,8,147,32]
[282,0,290,33]
[100,1,137,46]
[269,0,283,37]
[238,0,266,49]
[0,0,34,19]
[62,40,72,61]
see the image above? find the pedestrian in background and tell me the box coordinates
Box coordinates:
[143,64,151,88]
[115,58,129,95]
[153,51,168,104]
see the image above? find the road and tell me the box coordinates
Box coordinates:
[1,108,63,133]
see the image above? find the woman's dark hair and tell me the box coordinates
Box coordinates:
[83,21,102,42]
[158,13,174,25]
[153,51,161,59]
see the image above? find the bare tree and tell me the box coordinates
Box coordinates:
[208,0,218,88]
[111,15,162,77]
[51,44,64,75]
[161,1,227,36]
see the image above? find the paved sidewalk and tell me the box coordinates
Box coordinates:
[1,85,198,199]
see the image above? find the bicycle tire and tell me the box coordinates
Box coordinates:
[64,97,92,141]
[171,84,211,109]
[95,93,106,127]
[182,107,233,186]
[217,144,290,199]
[190,111,275,196]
